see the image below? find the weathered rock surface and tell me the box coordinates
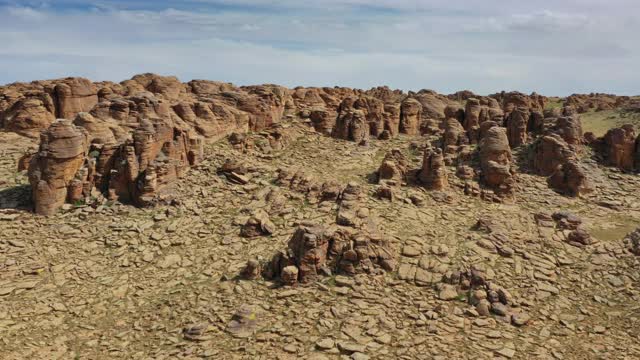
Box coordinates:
[377,149,409,185]
[479,127,514,195]
[598,125,637,171]
[419,147,448,190]
[548,160,594,197]
[27,120,88,215]
[530,134,576,176]
[504,107,529,147]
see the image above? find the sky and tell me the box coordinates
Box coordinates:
[0,0,638,95]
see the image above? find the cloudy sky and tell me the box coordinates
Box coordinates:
[0,0,638,95]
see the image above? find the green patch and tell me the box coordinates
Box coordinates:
[581,109,640,137]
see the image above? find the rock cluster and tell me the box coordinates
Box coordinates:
[442,267,528,326]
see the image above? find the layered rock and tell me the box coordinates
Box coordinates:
[419,147,448,190]
[548,160,594,197]
[27,120,89,215]
[504,107,529,147]
[54,78,99,119]
[264,222,395,284]
[530,134,576,176]
[2,97,56,138]
[377,149,409,184]
[599,125,637,171]
[399,98,423,136]
[479,127,514,195]
[550,116,583,146]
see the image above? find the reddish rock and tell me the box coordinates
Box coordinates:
[504,107,529,147]
[530,134,576,176]
[378,149,409,184]
[400,98,423,136]
[419,147,448,190]
[54,78,99,119]
[548,160,594,197]
[3,97,56,138]
[551,116,584,146]
[28,120,89,215]
[601,125,636,171]
[479,127,514,195]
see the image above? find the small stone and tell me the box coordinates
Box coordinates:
[592,325,606,334]
[438,284,458,301]
[316,338,335,350]
[495,348,516,358]
[511,312,531,327]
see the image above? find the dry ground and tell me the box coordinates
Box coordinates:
[0,124,639,359]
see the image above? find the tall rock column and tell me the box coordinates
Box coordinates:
[28,119,89,215]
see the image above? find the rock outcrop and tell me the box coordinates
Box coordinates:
[547,160,594,197]
[504,107,529,148]
[419,147,448,190]
[263,223,395,284]
[377,149,409,185]
[530,134,576,176]
[27,120,89,215]
[599,125,637,171]
[479,127,514,195]
[399,98,423,136]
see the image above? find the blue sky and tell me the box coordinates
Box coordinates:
[0,0,638,95]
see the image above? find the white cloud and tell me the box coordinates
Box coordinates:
[0,3,638,95]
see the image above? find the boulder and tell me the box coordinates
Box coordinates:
[3,97,56,138]
[54,78,99,119]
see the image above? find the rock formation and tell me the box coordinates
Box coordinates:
[399,98,423,136]
[377,149,409,185]
[547,160,594,197]
[599,125,637,171]
[419,147,448,190]
[479,127,514,195]
[27,120,89,215]
[263,222,395,284]
[530,134,576,176]
[504,107,529,147]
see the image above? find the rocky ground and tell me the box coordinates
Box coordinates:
[1,119,639,360]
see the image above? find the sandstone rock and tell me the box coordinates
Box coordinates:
[530,134,576,176]
[54,78,99,119]
[226,305,259,338]
[240,209,275,238]
[3,97,56,138]
[419,147,448,190]
[265,222,395,284]
[479,127,514,195]
[551,116,583,146]
[600,125,637,171]
[28,120,88,215]
[548,160,594,197]
[377,149,409,184]
[399,98,422,136]
[504,107,529,147]
[333,104,369,143]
